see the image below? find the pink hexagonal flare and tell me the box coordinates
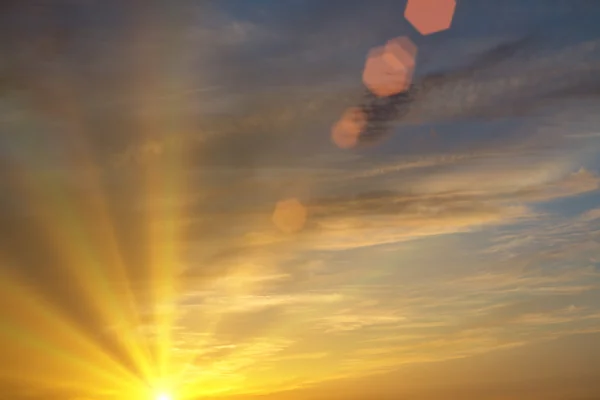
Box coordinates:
[362,36,417,97]
[404,0,456,36]
[331,107,367,149]
[383,36,417,71]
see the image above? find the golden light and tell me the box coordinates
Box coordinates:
[155,392,173,400]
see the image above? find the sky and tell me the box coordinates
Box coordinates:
[1,1,600,399]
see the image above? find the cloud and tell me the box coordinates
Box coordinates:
[580,207,600,222]
[299,161,599,250]
[182,291,344,314]
[315,313,405,333]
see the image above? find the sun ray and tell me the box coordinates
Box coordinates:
[0,263,140,390]
[2,54,155,383]
[129,5,193,385]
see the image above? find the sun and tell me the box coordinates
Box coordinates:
[155,393,172,400]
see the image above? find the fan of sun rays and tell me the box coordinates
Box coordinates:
[0,5,261,400]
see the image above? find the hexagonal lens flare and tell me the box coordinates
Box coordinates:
[362,36,417,97]
[404,0,456,35]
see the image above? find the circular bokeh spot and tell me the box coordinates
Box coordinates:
[272,198,308,234]
[331,107,368,149]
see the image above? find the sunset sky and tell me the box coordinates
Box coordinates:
[1,1,600,399]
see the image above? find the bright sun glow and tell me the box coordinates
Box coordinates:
[155,393,172,400]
